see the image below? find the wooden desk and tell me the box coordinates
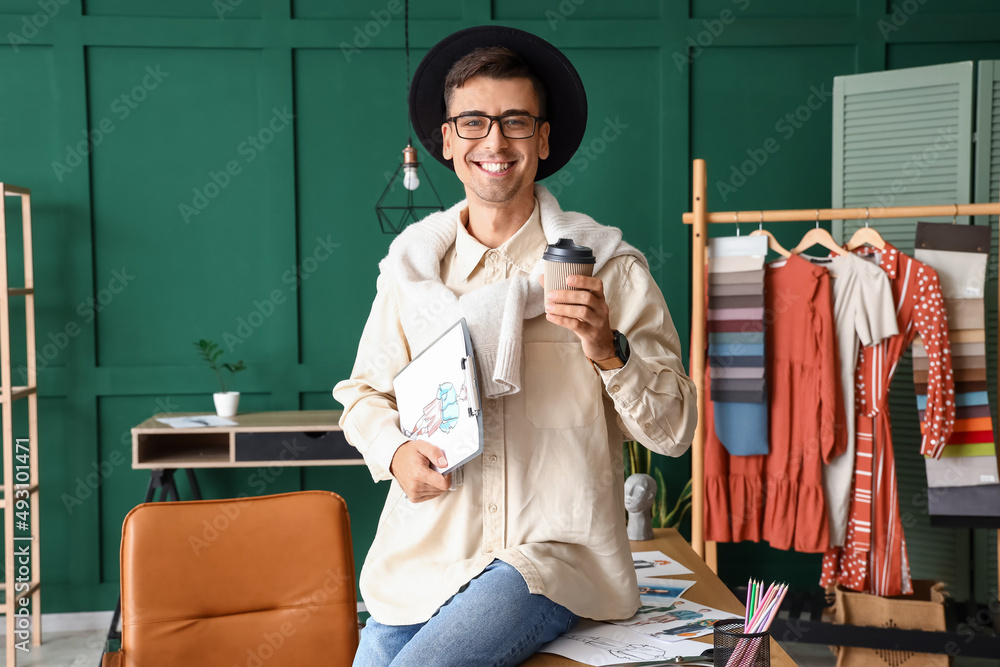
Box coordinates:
[132,410,364,469]
[523,529,795,666]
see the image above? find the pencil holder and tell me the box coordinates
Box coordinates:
[713,618,770,667]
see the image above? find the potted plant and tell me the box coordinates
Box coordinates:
[194,339,246,417]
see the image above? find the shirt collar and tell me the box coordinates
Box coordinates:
[453,208,489,282]
[452,198,546,281]
[852,240,900,281]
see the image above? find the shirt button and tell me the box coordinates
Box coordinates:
[489,399,497,409]
[611,384,621,394]
[644,422,652,429]
[490,455,498,463]
[489,504,498,513]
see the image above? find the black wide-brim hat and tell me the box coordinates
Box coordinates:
[408,25,588,182]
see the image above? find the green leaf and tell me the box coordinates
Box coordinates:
[664,502,692,530]
[663,477,693,529]
[653,467,669,528]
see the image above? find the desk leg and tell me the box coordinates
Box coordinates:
[159,470,179,502]
[103,598,122,655]
[185,468,203,500]
[142,470,159,503]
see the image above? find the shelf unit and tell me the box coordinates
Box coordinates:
[0,183,41,665]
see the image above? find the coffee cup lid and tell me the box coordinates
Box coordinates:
[543,238,596,263]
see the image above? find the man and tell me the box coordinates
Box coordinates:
[334,25,697,666]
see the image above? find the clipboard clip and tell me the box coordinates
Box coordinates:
[461,355,481,417]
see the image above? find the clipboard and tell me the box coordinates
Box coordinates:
[393,318,484,475]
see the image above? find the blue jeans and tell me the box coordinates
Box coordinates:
[354,559,579,667]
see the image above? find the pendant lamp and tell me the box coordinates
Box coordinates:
[375,0,444,234]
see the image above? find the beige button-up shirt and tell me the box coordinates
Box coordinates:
[333,198,697,625]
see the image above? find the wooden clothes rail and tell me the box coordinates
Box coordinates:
[682,159,1000,593]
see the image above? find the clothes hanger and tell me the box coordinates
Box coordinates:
[748,211,790,257]
[790,209,848,256]
[845,207,886,251]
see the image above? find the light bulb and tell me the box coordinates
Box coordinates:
[403,164,420,191]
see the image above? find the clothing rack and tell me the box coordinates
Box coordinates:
[681,159,1000,594]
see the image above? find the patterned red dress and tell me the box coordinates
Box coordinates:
[820,242,955,596]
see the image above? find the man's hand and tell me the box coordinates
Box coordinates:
[540,274,616,361]
[389,440,452,503]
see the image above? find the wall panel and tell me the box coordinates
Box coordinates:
[921,0,999,13]
[0,46,74,373]
[87,47,292,368]
[84,0,262,19]
[293,0,460,20]
[889,42,1000,69]
[542,49,662,276]
[295,47,464,369]
[692,45,855,252]
[692,0,854,19]
[493,0,659,21]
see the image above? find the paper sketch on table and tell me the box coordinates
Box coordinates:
[612,597,733,642]
[537,619,708,666]
[393,319,483,474]
[635,577,695,605]
[155,415,237,428]
[632,550,693,577]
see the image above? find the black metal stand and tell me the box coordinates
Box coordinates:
[102,468,202,663]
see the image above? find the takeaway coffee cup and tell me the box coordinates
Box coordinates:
[543,238,596,299]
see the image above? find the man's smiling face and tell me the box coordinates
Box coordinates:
[441,76,550,208]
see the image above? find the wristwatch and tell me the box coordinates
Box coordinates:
[591,330,630,371]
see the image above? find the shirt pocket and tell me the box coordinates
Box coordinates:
[523,341,601,429]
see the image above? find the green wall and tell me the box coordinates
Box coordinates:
[1,0,999,614]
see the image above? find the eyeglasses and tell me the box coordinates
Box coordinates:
[446,114,545,139]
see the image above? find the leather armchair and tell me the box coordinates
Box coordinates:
[103,490,359,666]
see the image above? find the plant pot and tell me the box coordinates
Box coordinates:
[213,391,240,418]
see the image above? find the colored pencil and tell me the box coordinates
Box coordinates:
[743,579,753,631]
[727,581,788,666]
